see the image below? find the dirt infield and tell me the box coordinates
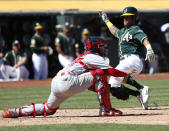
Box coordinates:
[0,106,169,126]
[0,73,169,88]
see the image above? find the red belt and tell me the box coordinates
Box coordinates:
[56,72,71,76]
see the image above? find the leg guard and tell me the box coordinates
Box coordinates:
[90,69,123,116]
[9,102,59,118]
[90,69,112,109]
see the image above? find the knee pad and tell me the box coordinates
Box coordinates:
[44,103,59,117]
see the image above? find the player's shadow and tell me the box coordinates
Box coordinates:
[123,113,162,116]
[45,113,162,118]
[147,107,169,110]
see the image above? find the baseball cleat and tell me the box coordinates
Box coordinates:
[2,109,13,118]
[138,86,149,110]
[99,106,123,116]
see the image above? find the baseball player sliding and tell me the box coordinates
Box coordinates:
[3,37,136,118]
[99,6,155,109]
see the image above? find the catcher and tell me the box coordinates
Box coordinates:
[2,37,135,118]
[99,6,155,109]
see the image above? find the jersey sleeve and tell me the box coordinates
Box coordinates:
[55,37,61,46]
[114,29,122,39]
[134,29,148,44]
[30,37,43,53]
[2,52,10,64]
[30,37,36,48]
[84,54,111,69]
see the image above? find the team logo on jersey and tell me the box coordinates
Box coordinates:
[123,32,133,42]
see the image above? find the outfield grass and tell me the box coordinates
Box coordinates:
[0,79,169,110]
[0,123,169,131]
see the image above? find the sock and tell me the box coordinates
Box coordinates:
[126,76,144,90]
[124,87,140,97]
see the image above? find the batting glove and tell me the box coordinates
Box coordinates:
[99,10,109,22]
[145,48,155,63]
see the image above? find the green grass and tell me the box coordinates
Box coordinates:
[0,124,169,131]
[0,79,169,130]
[0,79,169,110]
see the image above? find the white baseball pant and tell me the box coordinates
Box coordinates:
[109,54,143,87]
[1,65,29,81]
[32,53,48,80]
[58,54,74,68]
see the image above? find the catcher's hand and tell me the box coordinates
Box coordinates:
[145,48,155,63]
[99,10,109,22]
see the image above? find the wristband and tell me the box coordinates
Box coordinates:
[145,44,152,50]
[105,20,113,28]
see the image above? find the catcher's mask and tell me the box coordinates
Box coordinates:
[85,36,106,56]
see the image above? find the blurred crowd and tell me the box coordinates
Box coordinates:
[0,22,91,81]
[0,17,169,82]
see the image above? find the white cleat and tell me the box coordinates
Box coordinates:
[137,86,149,110]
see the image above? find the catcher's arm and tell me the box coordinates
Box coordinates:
[99,10,119,35]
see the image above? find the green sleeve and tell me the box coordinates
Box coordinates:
[114,30,121,39]
[2,52,10,64]
[134,30,148,44]
[30,38,43,53]
[55,36,61,46]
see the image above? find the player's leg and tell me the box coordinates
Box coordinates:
[41,55,48,79]
[109,55,149,109]
[32,53,42,80]
[0,65,11,81]
[91,69,122,116]
[2,72,93,118]
[2,92,61,118]
[2,76,70,118]
[17,66,29,80]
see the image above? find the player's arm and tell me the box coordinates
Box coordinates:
[15,57,27,68]
[0,52,10,72]
[55,38,69,59]
[30,38,46,53]
[12,52,27,72]
[99,10,119,36]
[143,39,155,63]
[105,68,136,77]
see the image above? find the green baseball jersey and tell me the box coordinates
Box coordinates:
[30,34,45,54]
[114,25,148,59]
[55,33,70,56]
[2,50,27,66]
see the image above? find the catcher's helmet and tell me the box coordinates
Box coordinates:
[85,36,106,55]
[121,6,138,17]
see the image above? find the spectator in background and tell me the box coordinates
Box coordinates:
[0,40,29,81]
[30,22,49,80]
[75,28,90,57]
[55,23,74,68]
[161,23,169,44]
[0,26,6,64]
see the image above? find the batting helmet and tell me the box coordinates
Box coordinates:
[121,6,138,17]
[85,36,106,55]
